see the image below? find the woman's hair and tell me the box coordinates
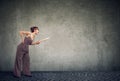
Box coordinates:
[30,26,39,32]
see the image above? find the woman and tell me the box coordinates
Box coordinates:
[13,26,41,78]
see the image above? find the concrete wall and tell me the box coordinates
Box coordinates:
[0,0,120,71]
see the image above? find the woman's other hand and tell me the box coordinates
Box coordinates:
[21,38,24,44]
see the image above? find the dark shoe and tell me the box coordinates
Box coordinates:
[23,74,32,77]
[13,75,21,78]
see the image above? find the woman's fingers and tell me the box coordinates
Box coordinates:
[22,40,24,44]
[36,41,40,44]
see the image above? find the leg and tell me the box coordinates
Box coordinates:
[13,47,24,77]
[22,52,31,76]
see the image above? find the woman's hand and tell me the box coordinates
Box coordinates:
[22,40,24,44]
[36,41,41,44]
[19,31,31,44]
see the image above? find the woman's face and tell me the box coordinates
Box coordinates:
[34,29,39,35]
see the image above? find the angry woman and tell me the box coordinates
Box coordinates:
[13,26,41,78]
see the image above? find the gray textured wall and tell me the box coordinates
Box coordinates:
[0,0,120,71]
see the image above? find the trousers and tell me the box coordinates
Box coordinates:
[13,43,31,77]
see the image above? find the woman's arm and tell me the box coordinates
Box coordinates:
[31,41,41,45]
[31,37,49,45]
[19,31,31,43]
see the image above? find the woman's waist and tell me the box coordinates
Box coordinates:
[19,42,29,45]
[17,43,29,52]
[17,43,29,48]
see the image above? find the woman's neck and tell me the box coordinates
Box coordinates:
[31,32,35,37]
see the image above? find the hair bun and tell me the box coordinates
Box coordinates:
[30,26,39,32]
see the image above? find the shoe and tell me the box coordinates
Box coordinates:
[13,75,21,78]
[23,74,32,77]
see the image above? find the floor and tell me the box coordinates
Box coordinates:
[0,71,120,81]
